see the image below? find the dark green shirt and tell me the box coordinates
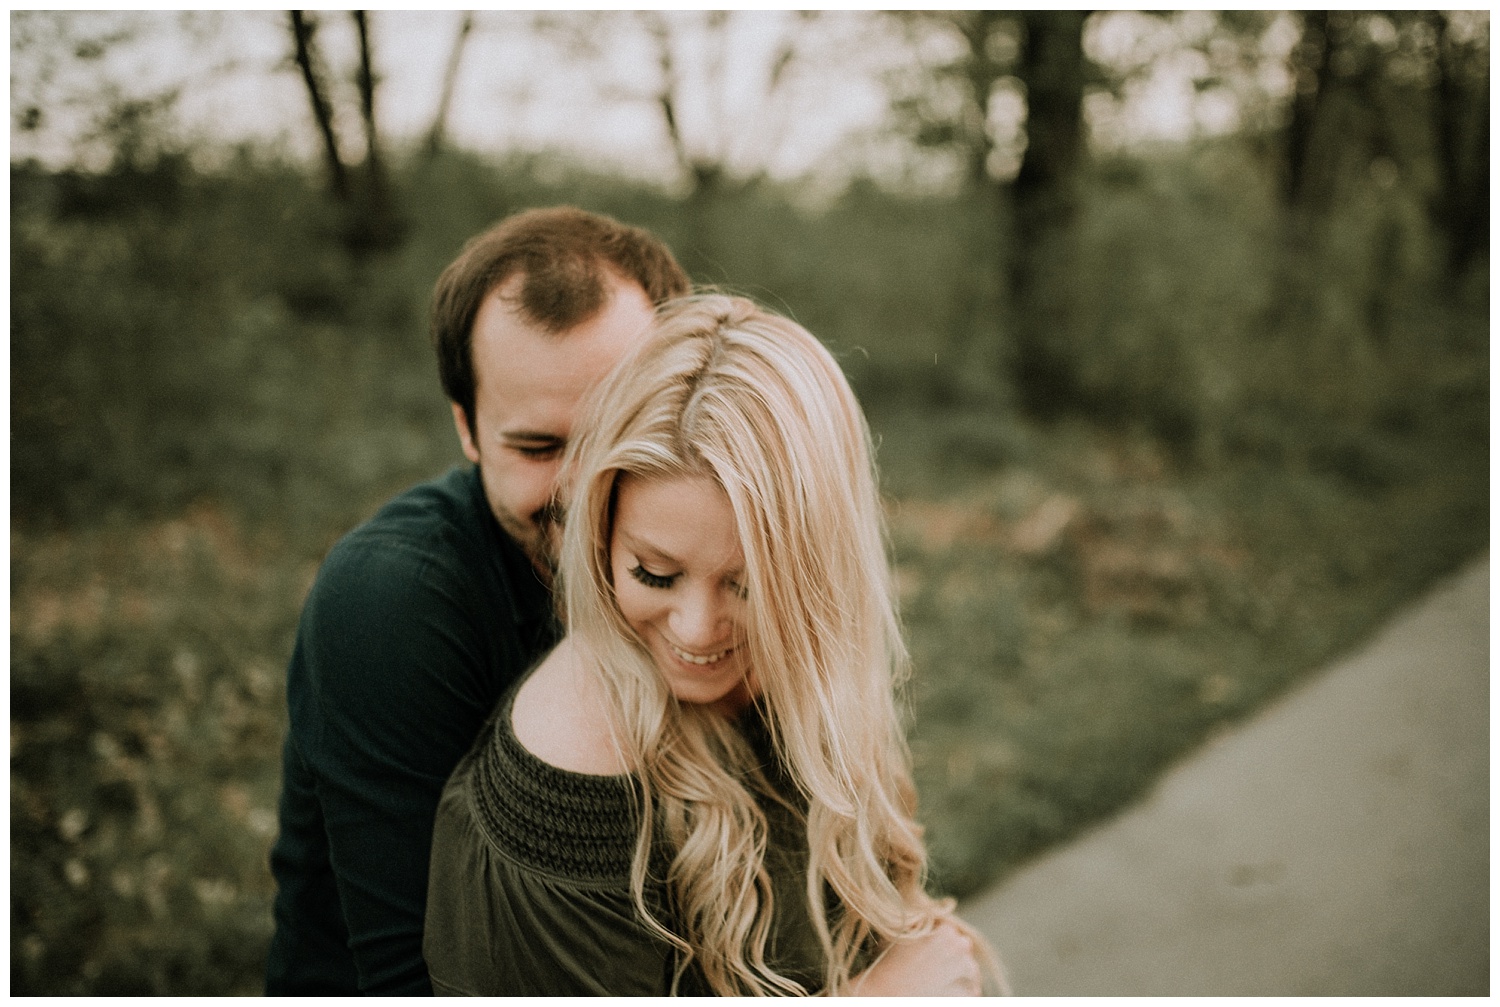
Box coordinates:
[266,466,557,995]
[425,681,830,996]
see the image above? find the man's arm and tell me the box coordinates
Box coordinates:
[287,536,506,994]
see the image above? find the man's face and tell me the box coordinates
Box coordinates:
[452,271,656,571]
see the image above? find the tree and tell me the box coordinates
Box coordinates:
[423,12,476,160]
[1008,11,1090,415]
[886,11,1022,196]
[886,11,1093,414]
[9,12,236,175]
[530,10,836,277]
[289,11,348,199]
[1426,12,1489,280]
[1283,11,1334,215]
[535,11,825,202]
[1274,11,1488,291]
[286,10,404,253]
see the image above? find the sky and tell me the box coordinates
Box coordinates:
[9,11,1298,189]
[10,11,893,184]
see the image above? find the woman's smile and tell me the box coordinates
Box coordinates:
[666,640,736,666]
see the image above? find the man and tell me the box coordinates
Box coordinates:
[265,208,690,994]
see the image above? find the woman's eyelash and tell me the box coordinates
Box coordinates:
[629,564,678,589]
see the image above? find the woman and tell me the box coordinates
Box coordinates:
[424,295,1004,995]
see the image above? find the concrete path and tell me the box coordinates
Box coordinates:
[962,554,1489,996]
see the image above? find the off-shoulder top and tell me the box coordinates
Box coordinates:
[423,677,828,996]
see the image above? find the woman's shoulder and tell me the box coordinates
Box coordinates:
[445,646,641,886]
[512,638,632,776]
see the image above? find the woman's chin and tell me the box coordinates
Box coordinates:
[656,653,754,714]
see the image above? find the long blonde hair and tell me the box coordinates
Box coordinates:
[558,295,969,994]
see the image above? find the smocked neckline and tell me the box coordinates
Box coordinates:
[470,679,789,884]
[469,686,641,883]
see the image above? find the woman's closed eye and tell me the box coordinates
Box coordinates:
[629,564,678,589]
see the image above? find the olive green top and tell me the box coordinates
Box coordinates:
[423,679,830,996]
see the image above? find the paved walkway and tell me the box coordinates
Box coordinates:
[962,554,1489,996]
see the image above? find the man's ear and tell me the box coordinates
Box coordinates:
[451,402,481,464]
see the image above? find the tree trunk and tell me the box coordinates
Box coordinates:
[1284,11,1333,212]
[1429,13,1489,280]
[346,10,402,253]
[1266,12,1342,341]
[352,11,382,183]
[1007,10,1088,416]
[289,11,348,201]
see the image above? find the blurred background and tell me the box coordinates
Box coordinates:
[9,11,1489,995]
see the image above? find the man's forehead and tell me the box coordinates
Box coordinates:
[484,338,612,410]
[471,270,655,435]
[487,379,578,441]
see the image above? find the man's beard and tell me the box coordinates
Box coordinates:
[500,497,564,581]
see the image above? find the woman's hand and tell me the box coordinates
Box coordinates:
[847,918,983,996]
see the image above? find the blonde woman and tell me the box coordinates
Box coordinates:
[424,295,1005,995]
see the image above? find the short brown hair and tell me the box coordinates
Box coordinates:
[430,206,690,430]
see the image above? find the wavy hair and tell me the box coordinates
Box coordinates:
[558,295,986,995]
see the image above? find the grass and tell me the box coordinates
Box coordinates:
[876,405,1487,894]
[12,512,299,993]
[9,148,1488,993]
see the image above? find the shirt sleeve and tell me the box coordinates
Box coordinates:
[289,531,505,995]
[424,770,680,996]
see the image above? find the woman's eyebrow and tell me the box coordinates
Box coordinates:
[618,533,744,577]
[618,532,679,567]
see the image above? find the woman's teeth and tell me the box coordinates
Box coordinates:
[671,643,732,666]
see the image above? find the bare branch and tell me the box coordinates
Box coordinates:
[641,12,693,178]
[351,10,381,172]
[425,11,475,157]
[289,10,348,199]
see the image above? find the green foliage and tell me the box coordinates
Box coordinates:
[11,153,461,536]
[880,408,1486,895]
[9,143,1487,993]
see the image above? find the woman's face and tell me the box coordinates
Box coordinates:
[609,472,754,715]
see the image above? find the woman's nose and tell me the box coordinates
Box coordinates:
[668,590,729,648]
